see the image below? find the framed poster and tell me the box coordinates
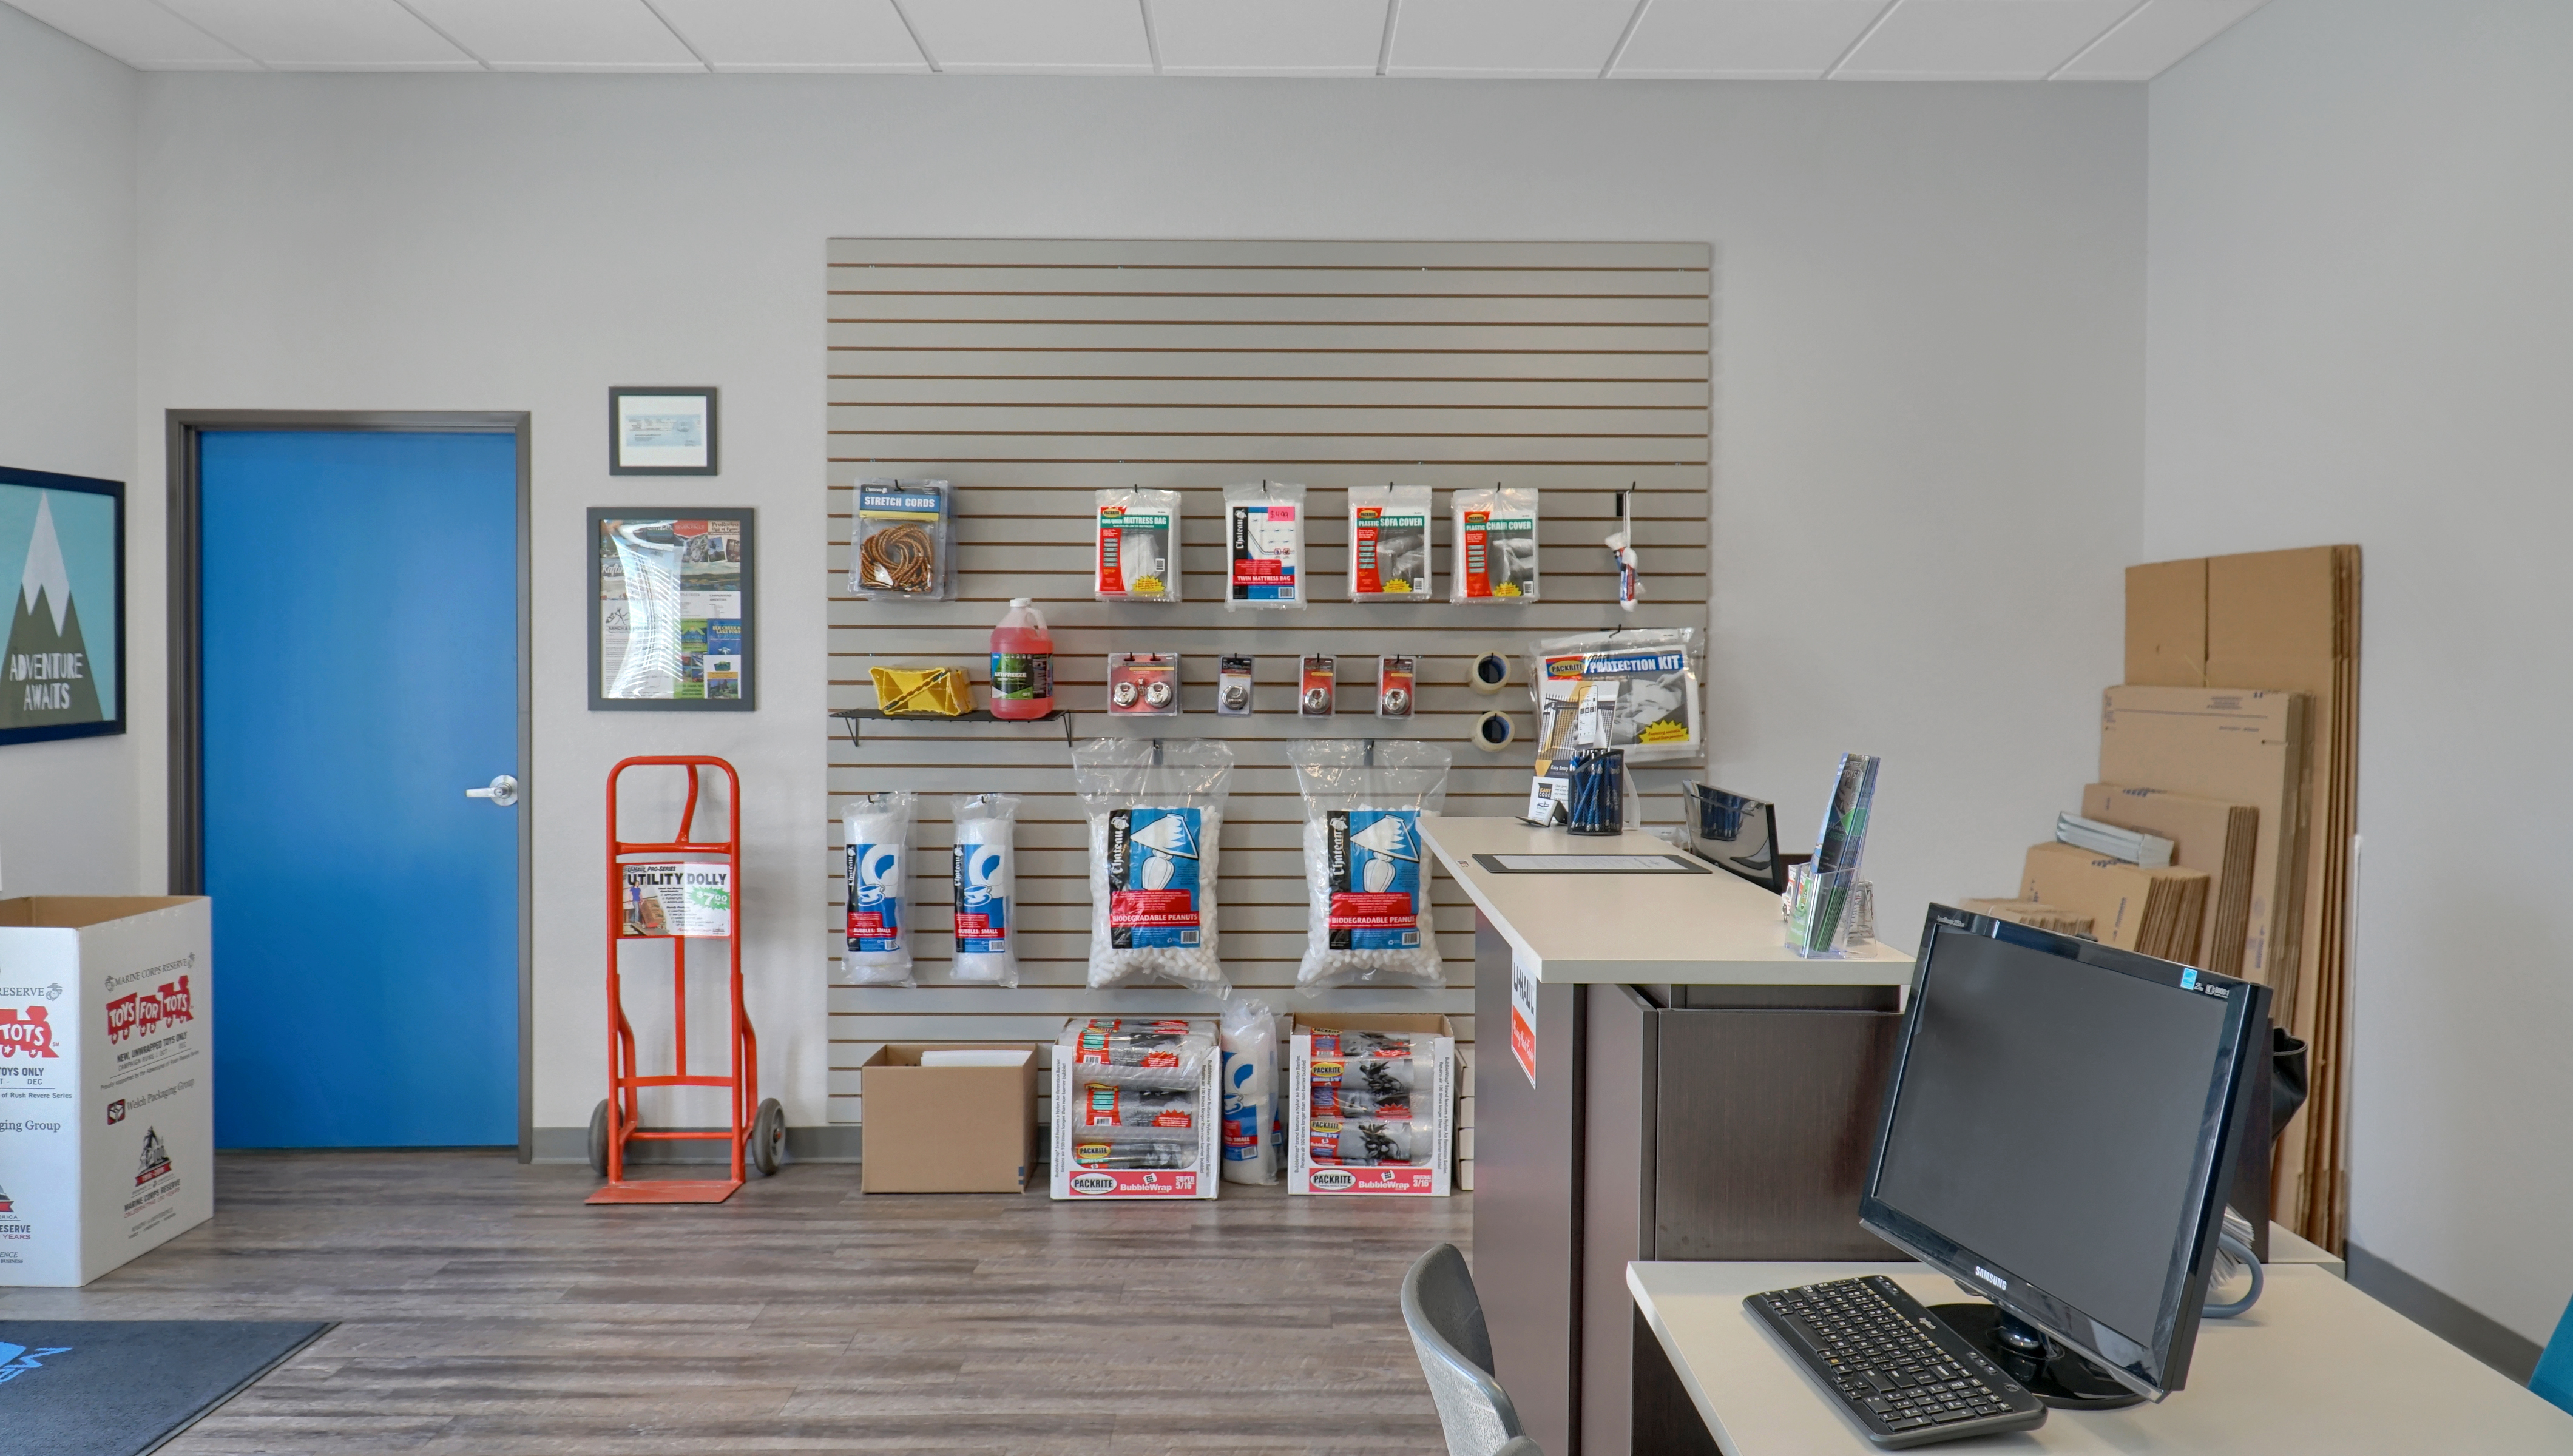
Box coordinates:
[590,509,754,710]
[0,466,124,746]
[609,387,717,475]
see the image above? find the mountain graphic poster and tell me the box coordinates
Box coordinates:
[0,470,122,744]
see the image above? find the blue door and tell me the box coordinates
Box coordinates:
[201,431,519,1147]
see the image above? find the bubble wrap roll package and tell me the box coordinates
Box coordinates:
[1290,739,1452,991]
[841,791,916,987]
[1073,738,1235,992]
[1220,997,1282,1185]
[948,793,1021,986]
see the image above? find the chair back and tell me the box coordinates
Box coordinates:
[1402,1244,1534,1456]
[2532,1293,2573,1416]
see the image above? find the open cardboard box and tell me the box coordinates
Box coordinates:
[858,1042,1040,1194]
[1289,1012,1456,1196]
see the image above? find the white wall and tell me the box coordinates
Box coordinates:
[0,8,139,897]
[2148,0,2573,1344]
[128,73,2146,1132]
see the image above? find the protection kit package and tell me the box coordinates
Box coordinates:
[1094,487,1182,602]
[840,791,916,987]
[1289,1015,1456,1197]
[1452,485,1540,603]
[1290,738,1452,991]
[1219,997,1283,1185]
[1072,738,1234,992]
[1052,1017,1220,1200]
[1348,484,1433,600]
[948,793,1021,986]
[1529,625,1702,763]
[850,478,956,601]
[1223,482,1306,609]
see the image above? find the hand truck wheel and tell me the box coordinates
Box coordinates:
[587,1099,612,1178]
[749,1098,785,1177]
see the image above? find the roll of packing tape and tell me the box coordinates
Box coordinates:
[1472,710,1516,752]
[1468,652,1512,695]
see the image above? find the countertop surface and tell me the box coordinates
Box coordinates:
[1418,815,1916,985]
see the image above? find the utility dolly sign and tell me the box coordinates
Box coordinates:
[621,863,732,938]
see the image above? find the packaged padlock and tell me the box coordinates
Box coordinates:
[1299,654,1336,718]
[1376,655,1416,719]
[1106,652,1182,716]
[1215,653,1256,717]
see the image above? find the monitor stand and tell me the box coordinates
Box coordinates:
[1929,1304,2146,1410]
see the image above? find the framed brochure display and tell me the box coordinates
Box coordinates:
[0,465,124,746]
[590,508,755,710]
[608,387,717,475]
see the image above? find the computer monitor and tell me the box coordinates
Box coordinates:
[1859,905,2270,1406]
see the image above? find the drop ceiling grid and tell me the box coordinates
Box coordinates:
[822,238,1715,1188]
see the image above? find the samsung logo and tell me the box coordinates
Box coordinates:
[1974,1266,2008,1293]
[1309,1170,1356,1191]
[1069,1171,1117,1196]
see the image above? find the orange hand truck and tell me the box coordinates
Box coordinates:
[588,755,783,1204]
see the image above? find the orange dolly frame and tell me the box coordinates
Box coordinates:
[589,755,783,1204]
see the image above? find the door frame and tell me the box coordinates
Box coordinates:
[166,410,536,1161]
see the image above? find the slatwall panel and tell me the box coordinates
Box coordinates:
[825,239,1714,1189]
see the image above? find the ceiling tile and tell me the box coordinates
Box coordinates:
[651,0,927,72]
[403,0,703,70]
[1387,0,1638,78]
[2054,0,2265,79]
[899,0,1153,73]
[2,0,258,67]
[1151,0,1384,77]
[158,0,477,69]
[1836,0,2134,79]
[1612,1,1886,79]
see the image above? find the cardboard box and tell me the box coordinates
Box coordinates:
[0,897,212,1286]
[2082,784,2258,979]
[2019,841,2208,963]
[1052,1019,1220,1200]
[859,1043,1039,1193]
[1290,1013,1456,1196]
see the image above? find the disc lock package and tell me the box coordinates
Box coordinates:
[1349,484,1432,600]
[850,478,956,601]
[1224,482,1306,609]
[1452,485,1540,603]
[1299,655,1336,717]
[1216,653,1256,716]
[1290,739,1453,991]
[1094,487,1182,602]
[1529,626,1703,763]
[1106,652,1182,716]
[841,791,916,987]
[1376,655,1416,719]
[1073,738,1234,992]
[949,793,1021,986]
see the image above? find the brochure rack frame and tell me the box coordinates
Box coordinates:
[590,755,781,1204]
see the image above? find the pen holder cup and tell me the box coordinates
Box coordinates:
[1566,747,1625,836]
[1784,866,1874,958]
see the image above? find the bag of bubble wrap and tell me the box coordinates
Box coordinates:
[1290,739,1452,991]
[948,793,1021,987]
[1073,738,1234,992]
[1066,1017,1215,1089]
[1069,1131,1200,1171]
[1219,998,1281,1185]
[840,792,916,987]
[1529,625,1702,764]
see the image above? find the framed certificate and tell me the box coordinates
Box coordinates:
[609,386,717,475]
[590,509,754,710]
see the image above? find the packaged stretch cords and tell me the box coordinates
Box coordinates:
[1349,484,1433,600]
[1073,738,1235,991]
[1220,998,1282,1185]
[1080,1083,1197,1128]
[1094,487,1182,602]
[1452,485,1540,603]
[850,479,956,601]
[1529,625,1703,764]
[1224,481,1307,610]
[1309,1120,1425,1167]
[1290,739,1453,991]
[949,794,1021,986]
[840,792,916,987]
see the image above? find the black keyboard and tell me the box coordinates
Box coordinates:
[1746,1276,2047,1448]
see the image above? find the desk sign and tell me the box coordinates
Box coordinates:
[1510,952,1539,1088]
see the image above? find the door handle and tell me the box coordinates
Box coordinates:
[466,774,520,807]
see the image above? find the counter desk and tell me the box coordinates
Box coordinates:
[1419,815,1916,1456]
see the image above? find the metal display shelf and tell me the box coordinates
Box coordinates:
[831,707,1074,749]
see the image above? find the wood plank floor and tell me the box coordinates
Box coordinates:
[0,1151,1473,1454]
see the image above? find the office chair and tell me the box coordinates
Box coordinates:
[2532,1292,2573,1417]
[1402,1243,1544,1456]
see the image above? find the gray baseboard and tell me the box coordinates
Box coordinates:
[2346,1241,2543,1383]
[529,1125,863,1165]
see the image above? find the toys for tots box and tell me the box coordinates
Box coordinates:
[0,897,212,1286]
[1050,1017,1220,1201]
[1290,1013,1455,1196]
